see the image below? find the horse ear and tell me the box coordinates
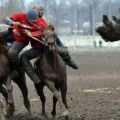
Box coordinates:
[47,23,55,31]
[112,16,119,23]
[103,15,109,24]
[103,15,108,20]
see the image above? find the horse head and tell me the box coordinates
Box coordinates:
[42,24,56,51]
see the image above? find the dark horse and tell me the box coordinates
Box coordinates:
[34,25,69,120]
[0,30,31,117]
[96,15,120,42]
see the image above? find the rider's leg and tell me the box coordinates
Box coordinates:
[0,29,14,47]
[0,30,9,46]
[56,37,64,46]
[8,41,28,70]
[56,37,79,69]
[6,29,14,47]
[20,48,42,84]
[0,30,8,39]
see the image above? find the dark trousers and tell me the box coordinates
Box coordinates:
[8,41,29,66]
[20,48,42,75]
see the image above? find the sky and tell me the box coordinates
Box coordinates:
[25,0,33,5]
[25,0,32,2]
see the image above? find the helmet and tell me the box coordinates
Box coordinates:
[32,5,44,17]
[26,9,38,20]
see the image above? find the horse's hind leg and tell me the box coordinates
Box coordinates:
[5,76,15,117]
[34,83,46,116]
[12,71,31,115]
[46,80,69,117]
[60,82,69,120]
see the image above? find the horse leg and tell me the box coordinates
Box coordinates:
[0,85,8,105]
[51,95,57,119]
[12,71,31,115]
[5,76,15,117]
[60,82,69,120]
[46,80,69,117]
[34,83,46,116]
[0,85,8,120]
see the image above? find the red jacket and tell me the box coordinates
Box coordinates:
[30,17,48,48]
[9,12,48,48]
[9,12,39,42]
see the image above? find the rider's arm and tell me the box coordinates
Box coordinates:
[5,16,21,26]
[5,17,14,25]
[5,13,23,26]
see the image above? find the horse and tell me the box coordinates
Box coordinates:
[0,31,12,117]
[0,30,31,117]
[96,15,120,42]
[34,25,69,120]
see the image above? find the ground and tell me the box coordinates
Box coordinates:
[2,47,120,120]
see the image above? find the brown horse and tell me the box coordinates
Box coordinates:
[96,15,120,42]
[0,30,14,117]
[0,30,31,117]
[34,25,69,120]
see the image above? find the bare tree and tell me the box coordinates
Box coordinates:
[5,0,25,16]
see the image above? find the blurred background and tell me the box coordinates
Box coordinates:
[0,0,120,48]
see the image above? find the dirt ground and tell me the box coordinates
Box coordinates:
[3,47,120,120]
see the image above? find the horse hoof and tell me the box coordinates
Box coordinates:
[65,116,69,120]
[52,116,57,120]
[6,111,14,118]
[40,113,48,120]
[27,112,33,119]
[7,105,15,117]
[62,110,69,116]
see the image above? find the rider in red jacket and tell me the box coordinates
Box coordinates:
[31,5,78,69]
[6,9,42,84]
[6,7,78,85]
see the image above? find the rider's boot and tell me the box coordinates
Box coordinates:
[62,52,79,69]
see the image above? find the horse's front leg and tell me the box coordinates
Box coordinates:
[5,76,15,117]
[60,82,69,120]
[46,80,69,117]
[51,95,57,119]
[34,83,46,116]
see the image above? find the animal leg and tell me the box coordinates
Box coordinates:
[34,83,46,116]
[12,70,31,115]
[51,95,57,119]
[0,85,8,105]
[0,100,6,120]
[46,80,68,117]
[5,76,15,117]
[60,82,69,120]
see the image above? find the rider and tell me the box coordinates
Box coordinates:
[5,5,78,70]
[5,9,42,84]
[32,5,79,69]
[5,7,78,85]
